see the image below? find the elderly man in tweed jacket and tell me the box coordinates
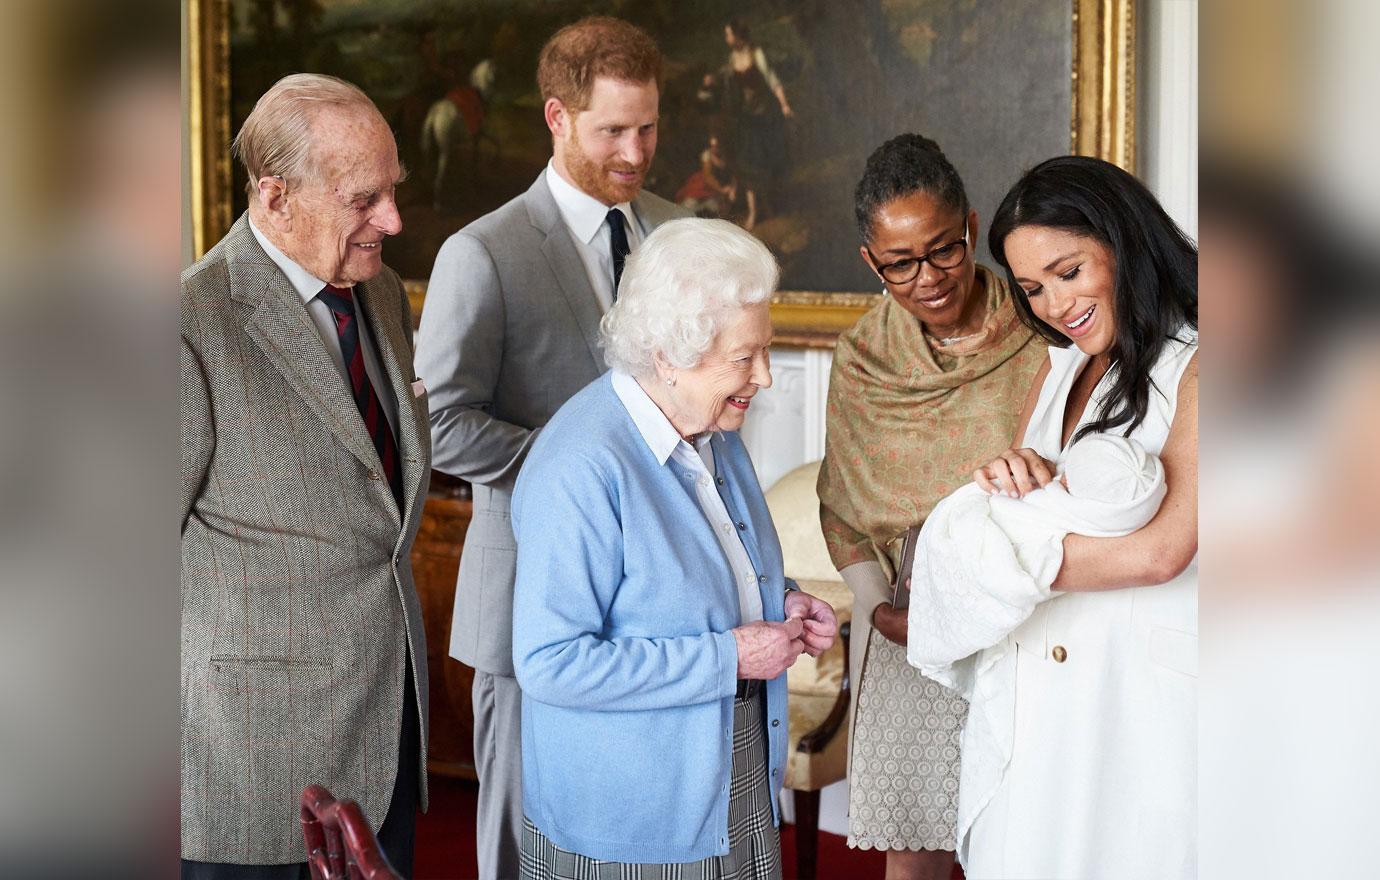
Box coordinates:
[180,74,430,879]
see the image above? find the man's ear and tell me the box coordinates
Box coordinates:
[255,175,290,227]
[544,97,570,138]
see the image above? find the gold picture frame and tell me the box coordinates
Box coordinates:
[189,0,1135,347]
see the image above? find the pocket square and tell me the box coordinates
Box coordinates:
[411,378,426,398]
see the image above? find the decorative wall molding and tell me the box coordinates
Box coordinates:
[740,347,835,491]
[1140,0,1197,238]
[740,349,806,491]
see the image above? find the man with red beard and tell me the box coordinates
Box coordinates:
[414,17,685,880]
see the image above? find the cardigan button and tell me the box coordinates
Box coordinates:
[716,476,725,485]
[736,521,746,531]
[771,718,780,728]
[1052,645,1068,663]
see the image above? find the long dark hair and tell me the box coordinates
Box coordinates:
[989,156,1197,442]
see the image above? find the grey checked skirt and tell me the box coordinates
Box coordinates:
[518,690,782,880]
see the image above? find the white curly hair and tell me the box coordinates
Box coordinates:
[600,218,779,378]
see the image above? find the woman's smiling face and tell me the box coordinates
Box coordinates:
[1004,225,1119,356]
[861,190,979,337]
[664,303,773,437]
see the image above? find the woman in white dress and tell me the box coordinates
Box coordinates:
[963,156,1199,879]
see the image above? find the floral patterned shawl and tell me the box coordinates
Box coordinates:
[817,265,1046,575]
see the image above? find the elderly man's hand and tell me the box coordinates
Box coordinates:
[732,618,805,680]
[784,590,839,657]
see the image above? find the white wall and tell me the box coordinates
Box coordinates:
[759,0,1199,835]
[1140,0,1199,241]
[737,348,834,493]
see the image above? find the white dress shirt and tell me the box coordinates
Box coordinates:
[611,370,764,625]
[248,217,398,436]
[544,161,642,312]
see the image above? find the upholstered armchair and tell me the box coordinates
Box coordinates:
[764,461,852,880]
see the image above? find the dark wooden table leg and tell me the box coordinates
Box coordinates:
[794,788,820,880]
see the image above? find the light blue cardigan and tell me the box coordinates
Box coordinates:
[511,372,791,864]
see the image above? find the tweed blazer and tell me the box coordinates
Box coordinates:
[414,172,686,676]
[180,215,431,864]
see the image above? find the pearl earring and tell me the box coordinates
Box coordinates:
[665,376,675,387]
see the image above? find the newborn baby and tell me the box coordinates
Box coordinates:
[903,434,1168,865]
[905,433,1167,680]
[1002,431,1166,537]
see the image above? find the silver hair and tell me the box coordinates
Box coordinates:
[232,73,377,196]
[600,218,779,377]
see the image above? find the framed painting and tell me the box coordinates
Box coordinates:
[189,0,1134,346]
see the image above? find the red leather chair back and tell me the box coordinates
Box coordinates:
[300,784,402,880]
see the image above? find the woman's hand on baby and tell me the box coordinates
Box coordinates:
[872,601,908,647]
[974,447,1057,498]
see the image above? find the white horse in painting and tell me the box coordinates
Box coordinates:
[421,59,498,211]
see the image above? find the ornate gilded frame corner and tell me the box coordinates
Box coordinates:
[768,291,876,349]
[1072,0,1138,173]
[402,282,873,349]
[190,1,1137,344]
[783,0,1139,343]
[188,0,233,257]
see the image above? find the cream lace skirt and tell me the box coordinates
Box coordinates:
[847,630,968,851]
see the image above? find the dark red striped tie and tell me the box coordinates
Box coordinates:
[317,284,404,510]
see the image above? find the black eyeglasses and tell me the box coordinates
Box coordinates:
[868,226,969,285]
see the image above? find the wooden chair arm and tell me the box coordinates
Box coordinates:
[796,619,850,755]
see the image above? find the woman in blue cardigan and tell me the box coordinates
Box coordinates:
[511,218,838,879]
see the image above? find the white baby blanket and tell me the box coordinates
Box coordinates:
[905,434,1167,851]
[907,433,1166,681]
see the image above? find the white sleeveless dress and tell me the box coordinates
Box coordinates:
[962,332,1198,880]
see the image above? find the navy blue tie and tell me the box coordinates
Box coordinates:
[606,208,630,299]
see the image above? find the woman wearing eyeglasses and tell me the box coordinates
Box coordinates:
[817,134,1044,880]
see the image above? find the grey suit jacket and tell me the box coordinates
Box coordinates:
[180,215,431,864]
[415,173,686,676]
